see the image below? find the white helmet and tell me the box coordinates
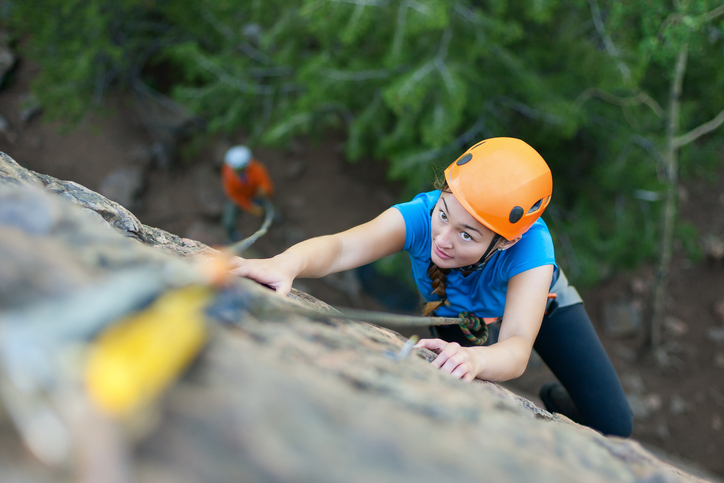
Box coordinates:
[224,145,252,170]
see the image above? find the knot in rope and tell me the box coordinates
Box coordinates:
[458,312,489,346]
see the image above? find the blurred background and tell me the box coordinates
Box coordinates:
[1,0,723,478]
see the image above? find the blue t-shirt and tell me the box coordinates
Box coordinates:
[393,190,558,318]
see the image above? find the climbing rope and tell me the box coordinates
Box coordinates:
[457,312,489,346]
[270,302,492,345]
[226,197,275,255]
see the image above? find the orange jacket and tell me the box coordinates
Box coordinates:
[222,160,274,211]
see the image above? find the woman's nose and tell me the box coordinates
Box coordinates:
[436,227,454,248]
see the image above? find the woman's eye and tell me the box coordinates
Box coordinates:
[439,210,447,221]
[461,232,472,241]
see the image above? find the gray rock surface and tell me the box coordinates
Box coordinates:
[0,152,716,482]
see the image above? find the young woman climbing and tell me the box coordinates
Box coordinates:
[229,137,633,438]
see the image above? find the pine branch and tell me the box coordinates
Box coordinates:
[497,96,565,125]
[587,0,631,83]
[237,43,274,66]
[435,60,455,95]
[201,7,272,65]
[631,134,666,181]
[575,88,664,117]
[406,0,432,16]
[398,60,435,98]
[452,3,479,23]
[397,29,451,99]
[672,107,724,148]
[247,66,294,79]
[320,68,392,81]
[201,7,236,42]
[190,53,274,95]
[396,115,488,169]
[390,1,408,58]
[347,2,366,34]
[436,27,452,60]
[702,4,724,22]
[434,29,454,95]
[331,0,389,6]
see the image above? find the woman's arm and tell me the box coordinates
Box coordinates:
[415,264,554,382]
[229,207,407,295]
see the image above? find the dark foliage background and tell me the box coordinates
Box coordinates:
[5,0,724,288]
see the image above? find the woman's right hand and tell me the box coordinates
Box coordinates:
[414,338,483,382]
[227,207,406,297]
[228,255,297,296]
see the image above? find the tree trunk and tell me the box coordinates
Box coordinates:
[650,45,688,349]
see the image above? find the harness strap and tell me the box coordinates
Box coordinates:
[547,269,583,313]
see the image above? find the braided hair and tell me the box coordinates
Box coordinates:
[422,262,450,316]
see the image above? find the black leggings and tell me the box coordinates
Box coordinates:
[433,303,633,437]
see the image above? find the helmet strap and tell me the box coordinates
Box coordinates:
[453,234,502,274]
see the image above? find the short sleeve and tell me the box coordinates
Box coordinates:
[392,191,440,258]
[498,219,557,280]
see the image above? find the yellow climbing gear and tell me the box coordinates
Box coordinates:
[85,285,212,416]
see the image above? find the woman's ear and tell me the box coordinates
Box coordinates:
[499,236,522,250]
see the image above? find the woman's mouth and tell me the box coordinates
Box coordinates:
[433,244,452,260]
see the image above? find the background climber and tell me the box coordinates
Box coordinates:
[221,145,275,241]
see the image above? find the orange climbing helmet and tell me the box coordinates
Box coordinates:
[444,137,553,240]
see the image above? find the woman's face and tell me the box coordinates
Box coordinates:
[430,191,497,269]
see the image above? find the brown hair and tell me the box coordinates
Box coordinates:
[423,262,450,315]
[434,177,450,192]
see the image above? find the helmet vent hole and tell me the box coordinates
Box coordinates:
[527,198,543,214]
[509,206,524,224]
[456,153,473,166]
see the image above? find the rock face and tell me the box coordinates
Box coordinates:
[0,152,715,483]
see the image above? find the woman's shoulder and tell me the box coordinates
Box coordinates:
[501,218,556,276]
[393,190,439,215]
[392,190,438,254]
[519,218,553,244]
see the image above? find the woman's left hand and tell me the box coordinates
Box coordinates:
[414,338,483,382]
